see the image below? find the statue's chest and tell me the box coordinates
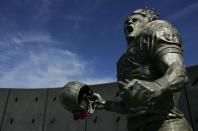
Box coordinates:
[116,44,155,81]
[117,44,148,71]
[117,53,147,74]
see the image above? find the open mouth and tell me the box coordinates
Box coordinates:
[126,25,134,33]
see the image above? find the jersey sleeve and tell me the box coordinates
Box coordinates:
[153,21,183,57]
[141,20,183,58]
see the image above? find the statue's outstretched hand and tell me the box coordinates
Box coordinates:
[91,93,106,110]
[70,93,105,120]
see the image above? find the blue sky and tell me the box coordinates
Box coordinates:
[0,0,197,88]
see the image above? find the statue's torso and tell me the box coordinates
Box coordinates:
[116,20,184,120]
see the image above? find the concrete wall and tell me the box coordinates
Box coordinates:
[181,65,198,131]
[0,65,197,131]
[0,88,85,131]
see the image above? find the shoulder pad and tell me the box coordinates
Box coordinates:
[143,20,181,44]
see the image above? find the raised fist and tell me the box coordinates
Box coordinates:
[118,79,163,107]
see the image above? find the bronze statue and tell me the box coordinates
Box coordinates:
[60,7,193,131]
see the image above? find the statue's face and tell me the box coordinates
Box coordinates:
[124,14,149,44]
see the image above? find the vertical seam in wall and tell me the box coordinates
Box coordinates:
[85,118,87,131]
[41,89,49,131]
[0,89,11,131]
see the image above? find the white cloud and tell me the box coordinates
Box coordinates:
[0,32,115,88]
[11,32,52,45]
[167,1,198,21]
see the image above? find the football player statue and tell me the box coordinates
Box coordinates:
[61,7,193,131]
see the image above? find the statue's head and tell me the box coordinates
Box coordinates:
[124,7,159,45]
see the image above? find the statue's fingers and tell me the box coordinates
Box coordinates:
[92,93,100,97]
[127,79,138,88]
[125,79,130,83]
